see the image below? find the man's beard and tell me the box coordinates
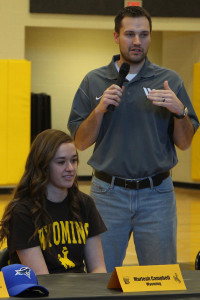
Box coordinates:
[121,48,148,65]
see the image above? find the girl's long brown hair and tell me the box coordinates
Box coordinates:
[0,129,82,248]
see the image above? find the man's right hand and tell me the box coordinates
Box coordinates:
[97,84,124,113]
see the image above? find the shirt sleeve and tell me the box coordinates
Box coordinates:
[80,193,107,238]
[67,76,93,139]
[177,82,199,132]
[8,205,40,252]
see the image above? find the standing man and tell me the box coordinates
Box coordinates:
[68,6,199,272]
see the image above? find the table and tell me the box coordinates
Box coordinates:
[3,271,200,299]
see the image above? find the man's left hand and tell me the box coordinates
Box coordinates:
[147,80,185,116]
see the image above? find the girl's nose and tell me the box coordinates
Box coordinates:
[65,162,73,171]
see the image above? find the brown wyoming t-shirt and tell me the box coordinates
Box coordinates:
[8,192,107,273]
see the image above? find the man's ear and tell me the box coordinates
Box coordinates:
[113,31,119,44]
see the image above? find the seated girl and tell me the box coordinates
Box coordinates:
[0,129,107,274]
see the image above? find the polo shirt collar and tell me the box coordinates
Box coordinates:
[105,55,120,80]
[107,55,155,81]
[137,57,155,79]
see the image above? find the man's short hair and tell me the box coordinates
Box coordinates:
[115,6,152,33]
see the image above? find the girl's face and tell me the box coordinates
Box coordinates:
[47,142,78,193]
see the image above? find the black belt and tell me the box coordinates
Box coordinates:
[94,170,170,190]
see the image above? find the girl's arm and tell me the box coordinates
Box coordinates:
[84,235,107,273]
[16,246,49,275]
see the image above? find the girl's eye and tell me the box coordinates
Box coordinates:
[57,161,65,165]
[72,158,78,164]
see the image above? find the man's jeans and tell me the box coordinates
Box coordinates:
[90,175,177,273]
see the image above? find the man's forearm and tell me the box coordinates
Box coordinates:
[75,107,104,151]
[173,116,195,150]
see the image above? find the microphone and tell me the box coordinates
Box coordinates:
[108,62,130,111]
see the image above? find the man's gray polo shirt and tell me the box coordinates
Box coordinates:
[68,55,199,179]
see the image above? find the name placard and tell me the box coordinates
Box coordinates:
[0,272,9,298]
[107,264,186,292]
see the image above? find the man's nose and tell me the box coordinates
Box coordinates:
[133,35,141,44]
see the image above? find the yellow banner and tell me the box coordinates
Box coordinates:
[0,272,9,298]
[107,264,186,292]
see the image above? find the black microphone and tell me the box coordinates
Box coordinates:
[108,62,130,111]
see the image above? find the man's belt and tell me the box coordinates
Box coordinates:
[94,170,170,190]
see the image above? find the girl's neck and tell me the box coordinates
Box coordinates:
[46,185,68,203]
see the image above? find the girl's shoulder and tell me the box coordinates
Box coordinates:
[77,191,98,215]
[12,199,34,216]
[78,191,95,206]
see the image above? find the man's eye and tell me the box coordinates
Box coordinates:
[126,33,133,37]
[141,33,148,38]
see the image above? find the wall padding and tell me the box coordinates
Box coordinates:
[191,63,200,181]
[0,60,31,186]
